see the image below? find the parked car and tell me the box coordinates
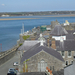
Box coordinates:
[13,62,18,66]
[7,68,17,75]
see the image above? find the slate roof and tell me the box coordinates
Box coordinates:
[50,25,68,36]
[66,30,75,40]
[21,43,64,63]
[18,40,39,51]
[66,34,75,40]
[56,40,75,51]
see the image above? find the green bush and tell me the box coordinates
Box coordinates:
[22,35,30,40]
[19,43,23,46]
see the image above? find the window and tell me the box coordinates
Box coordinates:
[68,51,71,58]
[38,59,47,72]
[50,66,54,71]
[71,61,73,64]
[53,66,54,71]
[50,66,52,70]
[61,51,65,57]
[65,61,68,65]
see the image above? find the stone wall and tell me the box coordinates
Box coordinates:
[59,51,75,65]
[26,51,64,72]
[0,46,18,66]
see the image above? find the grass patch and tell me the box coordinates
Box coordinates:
[19,43,23,46]
[22,35,30,40]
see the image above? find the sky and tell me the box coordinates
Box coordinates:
[0,0,75,12]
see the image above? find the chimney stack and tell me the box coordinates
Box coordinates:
[47,39,50,47]
[51,39,56,50]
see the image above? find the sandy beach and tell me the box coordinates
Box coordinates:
[0,18,40,21]
[0,14,75,21]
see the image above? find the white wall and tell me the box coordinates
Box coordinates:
[52,36,66,40]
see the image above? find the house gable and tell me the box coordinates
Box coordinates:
[26,50,64,72]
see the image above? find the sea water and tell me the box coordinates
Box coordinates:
[0,16,75,51]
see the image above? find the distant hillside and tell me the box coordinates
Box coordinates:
[0,11,75,16]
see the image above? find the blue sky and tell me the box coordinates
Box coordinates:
[0,0,75,12]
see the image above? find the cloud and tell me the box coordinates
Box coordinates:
[1,4,5,6]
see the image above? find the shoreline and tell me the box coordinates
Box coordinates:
[0,14,75,20]
[0,18,40,21]
[42,14,75,17]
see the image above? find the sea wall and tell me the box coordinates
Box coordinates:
[0,46,19,66]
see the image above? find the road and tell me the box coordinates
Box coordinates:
[0,51,20,75]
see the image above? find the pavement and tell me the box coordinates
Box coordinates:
[0,51,20,75]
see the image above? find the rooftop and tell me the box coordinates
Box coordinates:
[21,43,64,63]
[50,25,68,36]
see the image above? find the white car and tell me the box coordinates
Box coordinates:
[13,62,18,66]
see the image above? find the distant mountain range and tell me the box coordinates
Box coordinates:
[0,11,75,16]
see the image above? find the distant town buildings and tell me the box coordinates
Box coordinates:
[1,14,9,17]
[18,20,75,73]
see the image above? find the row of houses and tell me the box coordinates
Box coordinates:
[18,24,75,74]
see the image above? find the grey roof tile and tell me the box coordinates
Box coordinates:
[21,43,64,63]
[18,40,38,51]
[50,25,68,36]
[56,40,75,51]
[66,30,75,40]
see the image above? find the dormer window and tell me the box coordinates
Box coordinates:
[68,51,71,58]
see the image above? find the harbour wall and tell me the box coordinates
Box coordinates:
[0,46,19,66]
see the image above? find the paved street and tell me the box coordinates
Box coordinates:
[0,51,20,75]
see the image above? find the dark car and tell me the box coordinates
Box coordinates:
[7,68,17,75]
